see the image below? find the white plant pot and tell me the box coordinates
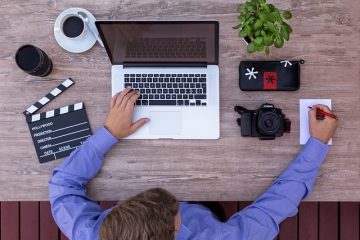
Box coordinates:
[242,36,251,45]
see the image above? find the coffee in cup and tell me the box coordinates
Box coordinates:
[61,14,86,39]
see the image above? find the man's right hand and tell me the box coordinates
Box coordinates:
[105,87,149,139]
[309,104,339,144]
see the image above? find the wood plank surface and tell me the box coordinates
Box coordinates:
[0,0,359,201]
[238,201,251,211]
[99,201,118,210]
[39,201,58,240]
[319,202,338,240]
[299,202,318,240]
[219,201,238,220]
[0,202,19,240]
[60,232,69,240]
[339,202,359,240]
[279,215,298,240]
[1,200,359,240]
[20,201,39,240]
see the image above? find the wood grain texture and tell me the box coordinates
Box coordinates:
[0,0,359,201]
[339,202,359,240]
[238,201,251,211]
[299,202,318,240]
[279,215,298,240]
[0,202,19,240]
[39,201,58,240]
[319,202,338,240]
[219,201,238,220]
[60,232,69,240]
[99,201,118,210]
[20,201,39,240]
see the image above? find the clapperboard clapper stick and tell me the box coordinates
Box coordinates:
[24,78,93,163]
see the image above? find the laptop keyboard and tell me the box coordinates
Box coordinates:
[124,73,207,106]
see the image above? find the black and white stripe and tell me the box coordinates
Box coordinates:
[23,78,74,116]
[26,102,84,123]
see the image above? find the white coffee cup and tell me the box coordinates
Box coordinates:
[55,13,87,39]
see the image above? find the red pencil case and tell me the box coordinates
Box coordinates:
[239,60,304,91]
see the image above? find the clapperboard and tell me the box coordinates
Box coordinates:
[24,78,92,163]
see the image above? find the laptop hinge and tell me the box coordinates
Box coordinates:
[123,62,207,68]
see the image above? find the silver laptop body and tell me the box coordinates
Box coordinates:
[96,21,220,139]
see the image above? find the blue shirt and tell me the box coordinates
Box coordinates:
[49,127,329,240]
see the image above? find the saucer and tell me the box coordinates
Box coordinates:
[54,8,97,53]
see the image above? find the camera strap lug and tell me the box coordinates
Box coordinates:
[284,118,291,133]
[234,106,251,115]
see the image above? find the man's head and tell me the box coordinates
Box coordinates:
[99,188,180,240]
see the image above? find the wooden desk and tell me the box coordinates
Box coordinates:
[0,0,359,201]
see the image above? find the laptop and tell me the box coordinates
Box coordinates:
[96,21,219,139]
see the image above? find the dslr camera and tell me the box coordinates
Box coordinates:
[234,103,291,140]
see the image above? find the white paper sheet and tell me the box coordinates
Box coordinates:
[299,99,332,145]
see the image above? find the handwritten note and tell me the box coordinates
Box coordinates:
[299,99,332,145]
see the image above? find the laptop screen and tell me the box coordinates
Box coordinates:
[96,21,219,65]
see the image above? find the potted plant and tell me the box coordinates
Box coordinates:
[233,0,293,54]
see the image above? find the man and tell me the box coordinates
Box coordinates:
[49,87,338,240]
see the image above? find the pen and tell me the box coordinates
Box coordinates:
[308,106,338,120]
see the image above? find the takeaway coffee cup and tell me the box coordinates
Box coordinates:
[15,44,53,77]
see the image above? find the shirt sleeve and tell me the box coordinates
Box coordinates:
[224,137,329,240]
[48,127,118,240]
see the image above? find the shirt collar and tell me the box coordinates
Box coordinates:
[175,223,192,240]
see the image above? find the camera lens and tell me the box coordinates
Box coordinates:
[264,119,273,128]
[257,112,280,136]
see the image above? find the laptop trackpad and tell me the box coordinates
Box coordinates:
[150,111,182,135]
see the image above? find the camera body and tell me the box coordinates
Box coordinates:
[234,103,290,140]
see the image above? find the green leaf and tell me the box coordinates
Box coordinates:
[268,4,275,11]
[265,21,277,32]
[245,16,256,26]
[282,22,293,33]
[261,30,266,36]
[256,44,265,51]
[247,42,256,53]
[254,37,263,45]
[239,28,248,38]
[265,46,270,55]
[233,23,243,29]
[283,10,292,20]
[242,12,251,20]
[264,35,273,46]
[274,36,284,48]
[239,25,252,38]
[248,5,256,12]
[259,12,268,21]
[253,19,263,30]
[238,15,245,22]
[274,9,282,20]
[245,25,252,34]
[264,4,271,12]
[281,26,289,40]
[237,4,244,12]
[245,2,256,12]
[266,11,276,21]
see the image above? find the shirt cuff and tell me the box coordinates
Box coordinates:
[90,127,118,156]
[303,136,329,167]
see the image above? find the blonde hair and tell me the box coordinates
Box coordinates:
[99,188,179,240]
